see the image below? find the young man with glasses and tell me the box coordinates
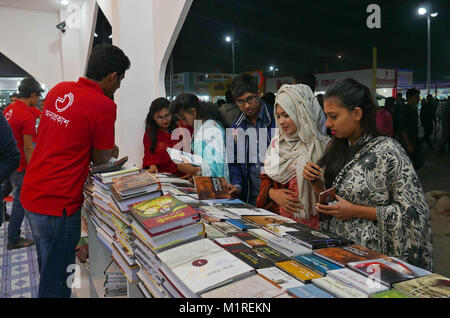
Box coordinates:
[2,77,43,250]
[228,74,276,205]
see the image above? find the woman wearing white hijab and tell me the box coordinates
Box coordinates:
[256,84,328,228]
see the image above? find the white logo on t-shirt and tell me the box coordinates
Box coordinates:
[5,109,12,121]
[55,93,75,113]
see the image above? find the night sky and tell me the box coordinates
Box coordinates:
[169,0,450,82]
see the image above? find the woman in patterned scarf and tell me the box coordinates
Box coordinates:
[257,84,329,229]
[303,78,434,271]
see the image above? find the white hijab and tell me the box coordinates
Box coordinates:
[263,84,329,219]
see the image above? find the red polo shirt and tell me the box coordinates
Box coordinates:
[3,100,36,172]
[28,106,41,143]
[21,78,116,217]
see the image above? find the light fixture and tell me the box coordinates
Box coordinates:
[269,66,274,71]
[430,12,438,17]
[108,34,112,39]
[225,36,231,42]
[60,0,69,5]
[418,7,427,15]
[94,33,98,37]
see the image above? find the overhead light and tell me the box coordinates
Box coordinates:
[418,7,427,15]
[94,33,98,37]
[60,0,69,5]
[109,34,112,39]
[225,36,231,42]
[269,66,274,71]
[430,12,438,17]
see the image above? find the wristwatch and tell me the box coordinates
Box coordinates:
[195,169,202,176]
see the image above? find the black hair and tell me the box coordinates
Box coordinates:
[317,78,380,188]
[169,93,226,128]
[216,99,226,107]
[86,44,130,81]
[294,72,316,93]
[261,92,276,107]
[384,97,396,115]
[18,78,44,98]
[10,93,19,98]
[396,92,403,98]
[225,90,234,103]
[145,97,176,153]
[406,88,420,100]
[231,74,258,100]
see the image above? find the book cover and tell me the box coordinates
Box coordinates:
[193,176,231,200]
[276,260,322,283]
[348,257,432,287]
[313,244,387,267]
[370,289,410,298]
[210,221,242,236]
[327,268,389,295]
[112,170,160,194]
[283,223,353,249]
[287,284,335,298]
[221,243,274,269]
[312,276,368,298]
[253,246,291,263]
[242,215,296,236]
[294,254,343,276]
[204,224,228,240]
[129,195,199,234]
[257,267,305,289]
[200,274,284,298]
[393,274,450,298]
[225,219,257,231]
[248,228,312,257]
[234,232,267,247]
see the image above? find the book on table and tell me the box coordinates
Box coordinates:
[275,260,323,283]
[253,245,291,264]
[327,268,389,296]
[311,276,368,298]
[369,289,410,298]
[347,257,432,287]
[233,232,267,248]
[157,238,255,297]
[193,176,231,200]
[241,215,297,236]
[112,169,161,197]
[293,254,343,276]
[313,244,388,267]
[225,219,257,231]
[128,194,200,235]
[287,284,335,298]
[257,267,305,290]
[111,185,162,212]
[393,273,450,298]
[214,240,273,270]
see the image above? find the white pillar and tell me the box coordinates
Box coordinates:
[109,0,192,167]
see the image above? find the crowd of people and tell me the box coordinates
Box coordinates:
[1,43,448,298]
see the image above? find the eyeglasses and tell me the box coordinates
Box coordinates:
[155,114,171,121]
[235,95,258,106]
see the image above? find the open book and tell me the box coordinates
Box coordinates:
[166,147,204,167]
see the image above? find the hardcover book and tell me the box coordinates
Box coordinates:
[283,223,353,249]
[276,260,322,283]
[219,243,273,269]
[294,254,343,276]
[287,284,335,298]
[248,228,312,257]
[393,274,450,298]
[327,268,389,295]
[253,246,291,263]
[200,274,284,298]
[193,176,231,200]
[225,219,257,231]
[348,257,432,287]
[128,195,200,235]
[112,170,161,196]
[210,221,242,236]
[242,215,296,236]
[233,232,267,247]
[370,289,410,298]
[313,244,387,267]
[257,267,305,289]
[312,276,368,298]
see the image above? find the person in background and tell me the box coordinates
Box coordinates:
[393,92,405,139]
[261,92,275,108]
[170,93,229,181]
[257,84,328,228]
[0,112,20,227]
[21,44,130,298]
[375,97,394,137]
[228,74,276,205]
[142,97,183,176]
[217,89,241,128]
[438,97,450,157]
[216,99,226,108]
[3,77,43,250]
[293,72,327,135]
[303,78,433,271]
[420,94,437,150]
[9,92,19,104]
[399,88,424,170]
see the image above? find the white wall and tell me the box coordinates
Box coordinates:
[110,0,192,167]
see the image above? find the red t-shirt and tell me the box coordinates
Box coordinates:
[21,78,116,217]
[3,100,36,172]
[28,106,41,143]
[142,128,184,177]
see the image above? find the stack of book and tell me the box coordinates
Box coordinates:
[104,263,128,297]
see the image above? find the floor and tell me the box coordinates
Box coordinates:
[0,201,39,298]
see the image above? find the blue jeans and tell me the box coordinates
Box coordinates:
[7,171,26,245]
[26,209,81,298]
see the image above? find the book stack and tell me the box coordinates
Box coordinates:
[104,263,128,297]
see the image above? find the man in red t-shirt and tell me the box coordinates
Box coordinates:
[20,44,130,298]
[3,77,43,250]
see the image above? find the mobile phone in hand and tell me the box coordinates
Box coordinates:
[319,187,336,204]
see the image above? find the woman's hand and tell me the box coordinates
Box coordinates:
[147,165,158,174]
[227,184,241,198]
[269,188,303,214]
[302,162,322,182]
[315,194,356,220]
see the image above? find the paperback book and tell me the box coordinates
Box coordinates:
[193,176,231,200]
[313,244,388,267]
[393,273,450,298]
[287,284,335,298]
[294,254,343,276]
[275,260,322,283]
[312,276,368,298]
[257,267,305,289]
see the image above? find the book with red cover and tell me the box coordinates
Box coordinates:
[193,176,231,200]
[313,244,388,267]
[129,195,200,235]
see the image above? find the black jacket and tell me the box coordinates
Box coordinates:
[0,112,20,182]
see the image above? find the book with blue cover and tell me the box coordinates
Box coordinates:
[287,284,335,298]
[294,254,343,276]
[225,219,257,231]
